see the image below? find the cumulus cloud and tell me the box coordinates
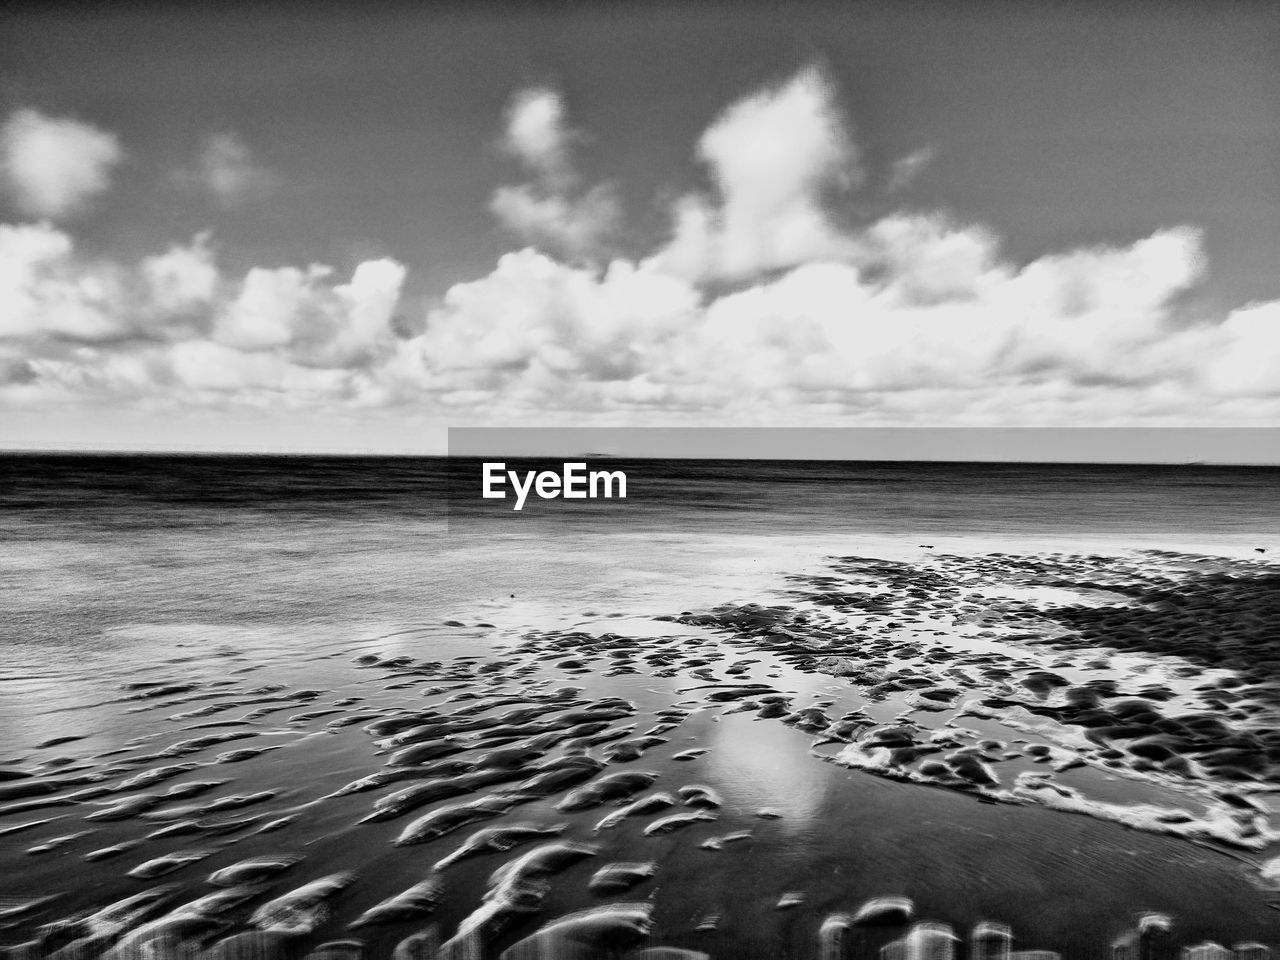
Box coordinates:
[489,87,620,260]
[406,219,1233,422]
[140,234,220,318]
[2,67,1278,428]
[416,249,696,392]
[648,66,861,282]
[0,109,122,219]
[216,258,406,369]
[405,67,1277,424]
[0,222,127,342]
[1201,300,1280,397]
[181,132,277,207]
[501,88,576,189]
[0,221,406,407]
[0,226,221,345]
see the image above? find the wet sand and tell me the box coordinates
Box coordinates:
[1,547,1277,959]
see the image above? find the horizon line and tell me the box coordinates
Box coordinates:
[2,448,1278,468]
[6,426,1280,465]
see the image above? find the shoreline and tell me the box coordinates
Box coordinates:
[1,543,1278,958]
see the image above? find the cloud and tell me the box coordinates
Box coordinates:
[215,258,406,369]
[489,87,620,260]
[501,88,576,189]
[1201,300,1280,397]
[406,68,1274,424]
[403,219,1231,423]
[181,132,277,207]
[0,222,127,342]
[166,340,354,399]
[887,146,936,193]
[0,109,122,219]
[140,233,220,318]
[2,66,1278,430]
[648,66,861,283]
[417,248,695,387]
[0,225,221,345]
[0,221,406,407]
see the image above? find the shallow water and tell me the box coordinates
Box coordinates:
[1,455,1278,957]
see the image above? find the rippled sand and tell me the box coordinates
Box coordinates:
[1,548,1277,959]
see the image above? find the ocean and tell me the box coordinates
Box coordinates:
[1,455,1277,957]
[5,454,1277,645]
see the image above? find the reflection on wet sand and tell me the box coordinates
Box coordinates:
[707,713,831,826]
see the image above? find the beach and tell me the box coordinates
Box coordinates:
[1,456,1278,959]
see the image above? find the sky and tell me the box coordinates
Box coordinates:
[1,0,1278,458]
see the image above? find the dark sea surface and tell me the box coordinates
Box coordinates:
[1,455,1278,957]
[4,454,1278,644]
[3,455,1277,673]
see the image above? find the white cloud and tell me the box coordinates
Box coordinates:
[1000,226,1206,381]
[1201,300,1280,397]
[648,66,860,282]
[2,67,1278,430]
[214,258,406,369]
[489,183,621,263]
[862,213,1005,306]
[490,88,619,260]
[0,226,223,345]
[0,222,126,341]
[0,109,122,219]
[0,221,406,407]
[332,259,409,364]
[140,233,220,317]
[397,217,1268,423]
[417,249,695,390]
[184,132,276,207]
[216,265,319,352]
[502,88,575,189]
[167,340,353,398]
